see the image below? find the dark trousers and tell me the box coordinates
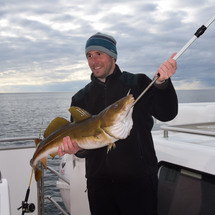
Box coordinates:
[87,174,158,215]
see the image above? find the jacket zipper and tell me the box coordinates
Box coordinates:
[103,83,114,182]
[104,84,108,108]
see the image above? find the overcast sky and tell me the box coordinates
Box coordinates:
[0,0,215,93]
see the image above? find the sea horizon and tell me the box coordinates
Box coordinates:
[1,88,215,93]
[1,89,215,103]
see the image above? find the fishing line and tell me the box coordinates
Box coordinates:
[134,14,215,105]
[29,168,34,187]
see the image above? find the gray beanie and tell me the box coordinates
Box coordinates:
[85,32,117,60]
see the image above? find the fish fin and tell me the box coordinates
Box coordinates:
[40,158,47,169]
[107,143,116,153]
[127,89,131,96]
[50,152,58,159]
[94,128,103,139]
[69,106,91,122]
[35,168,42,182]
[34,138,42,146]
[44,117,70,138]
[81,128,103,139]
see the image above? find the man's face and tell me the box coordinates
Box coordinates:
[86,50,115,82]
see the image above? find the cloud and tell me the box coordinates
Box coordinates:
[0,0,215,93]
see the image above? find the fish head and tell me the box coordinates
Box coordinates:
[101,94,135,139]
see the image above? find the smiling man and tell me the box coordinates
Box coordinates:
[85,33,117,82]
[58,32,178,215]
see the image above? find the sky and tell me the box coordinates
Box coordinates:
[0,0,215,93]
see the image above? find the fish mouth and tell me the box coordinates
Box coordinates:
[115,94,135,120]
[102,95,135,139]
[125,95,135,112]
[125,98,135,118]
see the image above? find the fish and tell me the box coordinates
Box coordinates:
[30,94,135,181]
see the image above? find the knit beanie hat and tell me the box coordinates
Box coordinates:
[85,32,117,60]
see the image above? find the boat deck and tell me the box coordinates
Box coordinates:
[153,121,215,176]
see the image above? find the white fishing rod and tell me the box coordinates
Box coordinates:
[134,14,215,104]
[173,14,215,61]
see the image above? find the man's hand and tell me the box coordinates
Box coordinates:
[156,53,177,84]
[58,136,82,157]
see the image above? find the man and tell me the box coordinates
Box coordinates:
[58,32,178,215]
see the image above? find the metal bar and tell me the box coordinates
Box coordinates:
[37,180,41,215]
[41,165,45,215]
[44,196,69,215]
[161,125,215,137]
[47,166,70,185]
[0,137,36,142]
[37,164,45,215]
[0,145,35,151]
[163,130,169,138]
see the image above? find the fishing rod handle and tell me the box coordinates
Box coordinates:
[24,187,30,202]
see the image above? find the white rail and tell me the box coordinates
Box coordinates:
[161,122,215,138]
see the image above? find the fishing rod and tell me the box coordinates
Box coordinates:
[173,14,215,61]
[17,169,35,214]
[17,122,44,214]
[134,14,215,105]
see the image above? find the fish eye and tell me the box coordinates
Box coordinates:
[113,103,118,108]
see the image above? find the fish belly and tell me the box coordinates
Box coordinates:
[75,128,118,149]
[32,146,59,167]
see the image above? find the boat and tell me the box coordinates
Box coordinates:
[0,170,10,215]
[0,102,215,215]
[154,102,215,215]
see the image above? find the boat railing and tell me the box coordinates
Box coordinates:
[0,137,69,215]
[160,121,215,138]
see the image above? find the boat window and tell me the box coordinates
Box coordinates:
[158,162,215,215]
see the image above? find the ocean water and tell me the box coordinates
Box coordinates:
[1,90,215,139]
[0,89,215,214]
[176,89,215,103]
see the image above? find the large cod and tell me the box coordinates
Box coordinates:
[30,94,135,181]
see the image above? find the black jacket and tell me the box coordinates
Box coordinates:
[71,64,178,182]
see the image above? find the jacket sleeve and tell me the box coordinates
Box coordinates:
[121,72,178,123]
[150,78,178,122]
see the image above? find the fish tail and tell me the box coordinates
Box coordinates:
[35,168,42,182]
[30,159,42,181]
[34,138,42,146]
[30,158,33,167]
